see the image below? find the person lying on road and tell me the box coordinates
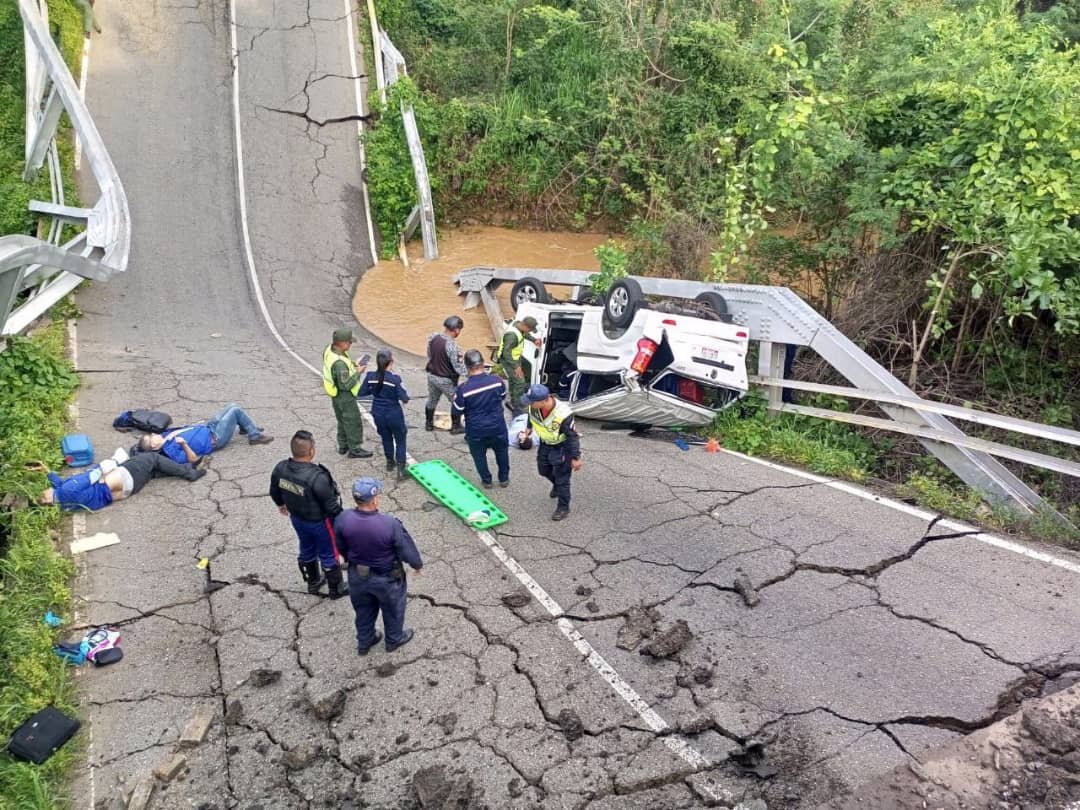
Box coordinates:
[38,450,206,511]
[135,402,273,463]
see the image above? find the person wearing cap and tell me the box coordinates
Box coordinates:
[497,316,541,416]
[452,349,510,489]
[269,430,347,598]
[322,327,373,459]
[520,384,582,521]
[334,477,424,655]
[424,316,468,434]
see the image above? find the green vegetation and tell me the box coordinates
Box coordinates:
[0,2,88,805]
[369,0,1080,537]
[0,322,81,809]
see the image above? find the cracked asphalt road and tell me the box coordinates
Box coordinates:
[68,1,1080,808]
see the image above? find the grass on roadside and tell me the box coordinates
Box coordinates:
[0,321,81,809]
[711,392,1080,548]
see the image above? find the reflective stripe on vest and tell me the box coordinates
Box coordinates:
[529,401,572,445]
[508,330,524,362]
[322,345,359,397]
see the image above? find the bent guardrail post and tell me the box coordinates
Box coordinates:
[454,266,1059,517]
[4,0,130,337]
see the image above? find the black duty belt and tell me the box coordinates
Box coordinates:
[351,562,404,579]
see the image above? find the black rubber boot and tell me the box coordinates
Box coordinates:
[425,406,436,431]
[324,565,348,600]
[449,412,465,435]
[299,557,325,595]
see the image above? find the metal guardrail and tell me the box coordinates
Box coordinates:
[376,29,438,260]
[456,266,1077,518]
[1,0,129,338]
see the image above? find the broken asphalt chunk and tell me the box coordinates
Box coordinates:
[616,605,660,651]
[730,741,778,780]
[152,753,187,782]
[1022,707,1080,754]
[178,707,214,747]
[640,619,692,658]
[224,699,244,726]
[127,779,156,810]
[558,708,585,741]
[733,573,760,607]
[500,587,531,608]
[412,764,475,809]
[305,680,346,721]
[247,668,281,687]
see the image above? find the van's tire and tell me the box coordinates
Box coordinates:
[511,277,550,309]
[695,291,734,323]
[604,278,644,330]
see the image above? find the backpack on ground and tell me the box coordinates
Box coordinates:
[112,409,172,434]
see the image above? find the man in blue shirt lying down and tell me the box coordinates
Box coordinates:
[135,402,273,463]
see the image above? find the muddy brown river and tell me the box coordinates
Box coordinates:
[352,226,610,356]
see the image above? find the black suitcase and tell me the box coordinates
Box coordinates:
[6,706,80,764]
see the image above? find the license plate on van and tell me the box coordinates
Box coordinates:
[697,346,719,361]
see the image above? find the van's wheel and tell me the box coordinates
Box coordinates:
[695,291,730,317]
[604,278,644,330]
[511,277,550,308]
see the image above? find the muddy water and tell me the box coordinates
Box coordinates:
[352,226,610,357]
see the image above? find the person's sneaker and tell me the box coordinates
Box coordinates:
[192,469,207,481]
[195,455,211,471]
[386,628,414,653]
[499,480,510,488]
[248,434,274,445]
[551,507,569,521]
[549,486,558,498]
[337,447,348,455]
[385,459,397,472]
[357,631,383,656]
[397,463,409,480]
[482,481,494,489]
[348,448,374,459]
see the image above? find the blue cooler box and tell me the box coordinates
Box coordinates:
[61,434,94,467]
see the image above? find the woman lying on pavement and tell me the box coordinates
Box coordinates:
[38,450,206,511]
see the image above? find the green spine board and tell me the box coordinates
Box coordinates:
[407,459,508,529]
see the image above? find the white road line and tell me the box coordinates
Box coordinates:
[721,448,1080,574]
[227,3,729,800]
[74,36,90,170]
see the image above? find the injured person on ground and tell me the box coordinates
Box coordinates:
[38,449,206,511]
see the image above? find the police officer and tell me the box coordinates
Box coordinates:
[496,316,540,416]
[335,477,424,655]
[520,384,582,521]
[322,327,373,458]
[269,430,347,598]
[453,349,510,489]
[425,316,468,434]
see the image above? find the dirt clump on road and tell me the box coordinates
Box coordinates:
[616,605,661,650]
[819,684,1080,810]
[558,708,585,741]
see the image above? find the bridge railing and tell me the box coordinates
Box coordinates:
[1,0,129,339]
[455,266,1079,523]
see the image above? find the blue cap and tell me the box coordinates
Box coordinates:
[520,383,550,405]
[352,477,382,501]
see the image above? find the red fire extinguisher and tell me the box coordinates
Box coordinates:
[631,338,658,374]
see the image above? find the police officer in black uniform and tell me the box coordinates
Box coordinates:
[269,430,347,598]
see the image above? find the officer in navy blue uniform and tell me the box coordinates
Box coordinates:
[334,477,424,655]
[358,349,410,479]
[452,349,510,489]
[269,431,346,597]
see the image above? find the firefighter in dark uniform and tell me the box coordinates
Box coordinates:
[269,430,347,598]
[520,384,582,521]
[334,477,424,655]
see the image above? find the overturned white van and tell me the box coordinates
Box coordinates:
[510,277,749,427]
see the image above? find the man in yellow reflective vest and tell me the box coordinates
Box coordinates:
[323,328,373,459]
[496,316,540,416]
[520,384,582,521]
